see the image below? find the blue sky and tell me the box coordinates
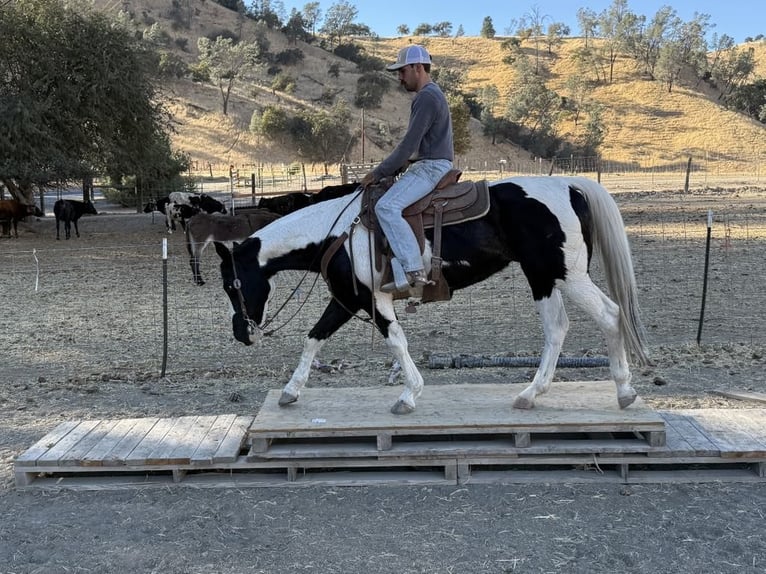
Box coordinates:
[280,1,761,44]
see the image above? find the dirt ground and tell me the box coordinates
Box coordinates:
[2,185,766,573]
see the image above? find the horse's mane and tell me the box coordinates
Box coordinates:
[255,191,363,262]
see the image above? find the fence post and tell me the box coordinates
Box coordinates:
[696,210,713,345]
[161,238,168,377]
[684,156,692,193]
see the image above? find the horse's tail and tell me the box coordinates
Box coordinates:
[572,177,649,365]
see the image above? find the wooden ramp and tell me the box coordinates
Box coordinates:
[13,382,766,490]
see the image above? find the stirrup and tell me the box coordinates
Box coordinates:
[380,270,432,293]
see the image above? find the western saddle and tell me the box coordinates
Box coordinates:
[321,169,490,303]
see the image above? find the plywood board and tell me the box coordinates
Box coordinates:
[249,382,665,440]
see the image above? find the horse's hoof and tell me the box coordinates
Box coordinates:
[618,393,637,409]
[278,392,298,406]
[512,395,535,410]
[391,400,415,415]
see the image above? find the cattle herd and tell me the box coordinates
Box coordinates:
[2,185,361,285]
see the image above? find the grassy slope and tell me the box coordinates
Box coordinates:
[97,0,766,169]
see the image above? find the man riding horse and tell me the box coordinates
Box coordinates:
[361,45,454,294]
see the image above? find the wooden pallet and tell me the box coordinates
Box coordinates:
[247,381,667,455]
[12,384,766,489]
[14,414,253,487]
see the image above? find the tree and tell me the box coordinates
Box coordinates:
[433,22,453,37]
[302,2,322,38]
[480,16,495,39]
[0,0,185,203]
[320,0,359,48]
[282,9,310,44]
[455,24,465,38]
[518,6,551,74]
[447,94,471,155]
[413,23,433,36]
[504,53,563,157]
[597,0,642,83]
[627,5,676,79]
[545,22,570,54]
[576,7,599,48]
[196,33,265,115]
[292,101,355,172]
[247,0,285,29]
[397,24,410,36]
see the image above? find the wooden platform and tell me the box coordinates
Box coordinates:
[12,382,766,490]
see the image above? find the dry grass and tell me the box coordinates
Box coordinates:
[97,0,766,170]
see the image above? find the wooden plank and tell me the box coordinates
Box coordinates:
[35,420,102,467]
[658,412,720,457]
[723,410,766,445]
[190,414,238,465]
[686,410,766,458]
[652,415,695,457]
[711,390,766,405]
[124,418,178,465]
[81,418,144,466]
[104,417,160,465]
[57,420,120,467]
[212,415,252,463]
[14,421,81,465]
[249,382,664,438]
[168,416,219,464]
[145,416,201,465]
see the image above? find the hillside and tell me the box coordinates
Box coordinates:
[94,0,766,171]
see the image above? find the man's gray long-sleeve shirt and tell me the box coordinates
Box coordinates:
[372,82,454,180]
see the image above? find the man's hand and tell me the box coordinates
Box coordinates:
[360,171,376,188]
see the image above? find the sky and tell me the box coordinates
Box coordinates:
[280,0,762,44]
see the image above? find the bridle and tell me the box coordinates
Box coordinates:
[227,186,367,338]
[228,250,260,337]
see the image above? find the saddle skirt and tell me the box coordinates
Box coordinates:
[360,170,490,302]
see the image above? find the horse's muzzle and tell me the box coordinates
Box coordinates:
[232,314,260,346]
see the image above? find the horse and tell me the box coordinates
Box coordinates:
[54,199,98,240]
[185,209,281,285]
[0,199,42,238]
[214,176,649,415]
[185,183,360,285]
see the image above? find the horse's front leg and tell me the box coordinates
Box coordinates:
[74,219,80,238]
[278,337,327,406]
[278,299,356,407]
[514,291,569,409]
[383,319,424,415]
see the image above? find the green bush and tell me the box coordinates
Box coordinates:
[354,73,390,109]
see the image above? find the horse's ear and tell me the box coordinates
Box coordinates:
[213,241,230,261]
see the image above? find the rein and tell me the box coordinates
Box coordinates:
[229,187,372,337]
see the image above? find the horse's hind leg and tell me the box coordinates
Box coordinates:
[513,290,569,409]
[562,277,636,409]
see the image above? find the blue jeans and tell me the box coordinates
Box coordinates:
[374,159,453,272]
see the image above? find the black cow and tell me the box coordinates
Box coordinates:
[54,199,98,240]
[0,199,42,238]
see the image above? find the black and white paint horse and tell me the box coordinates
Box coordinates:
[185,183,360,285]
[215,176,649,414]
[54,199,98,240]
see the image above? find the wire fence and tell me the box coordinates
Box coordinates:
[2,184,765,383]
[181,151,766,202]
